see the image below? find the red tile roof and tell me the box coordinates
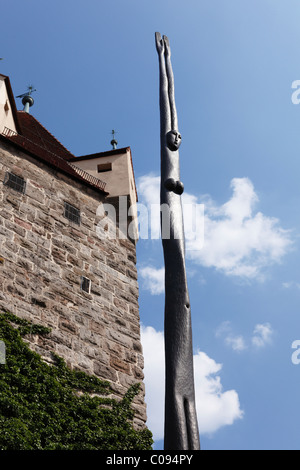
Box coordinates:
[17,111,75,161]
[1,108,107,194]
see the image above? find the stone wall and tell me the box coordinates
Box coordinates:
[0,139,146,428]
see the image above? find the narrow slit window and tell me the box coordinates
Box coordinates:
[3,172,26,194]
[81,276,91,294]
[97,162,112,173]
[64,202,80,225]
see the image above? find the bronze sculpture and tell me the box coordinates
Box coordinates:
[155,32,200,450]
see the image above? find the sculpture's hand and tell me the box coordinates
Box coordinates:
[155,32,165,55]
[163,35,171,57]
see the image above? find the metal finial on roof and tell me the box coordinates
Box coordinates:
[110,129,118,150]
[16,85,36,113]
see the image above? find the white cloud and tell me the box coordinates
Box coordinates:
[137,174,160,208]
[216,321,247,352]
[282,281,300,290]
[136,174,161,239]
[139,264,200,296]
[141,326,165,439]
[252,323,273,348]
[216,321,274,352]
[215,320,232,337]
[137,175,292,281]
[139,266,165,295]
[141,325,243,441]
[225,335,247,352]
[282,282,293,289]
[189,177,292,279]
[193,351,244,434]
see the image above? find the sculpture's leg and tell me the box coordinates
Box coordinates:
[184,395,201,450]
[164,395,188,450]
[164,392,200,450]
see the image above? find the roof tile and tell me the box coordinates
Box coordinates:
[2,111,107,194]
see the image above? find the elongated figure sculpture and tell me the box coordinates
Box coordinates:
[155,32,200,450]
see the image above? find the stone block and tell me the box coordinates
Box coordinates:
[93,361,117,383]
[110,356,131,374]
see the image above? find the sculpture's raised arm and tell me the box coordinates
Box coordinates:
[155,32,171,135]
[163,35,178,132]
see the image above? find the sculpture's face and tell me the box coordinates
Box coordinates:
[166,130,182,150]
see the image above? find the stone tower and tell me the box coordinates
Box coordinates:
[0,74,146,428]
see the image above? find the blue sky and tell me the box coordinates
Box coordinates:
[2,0,300,450]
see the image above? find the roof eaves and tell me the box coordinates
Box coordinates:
[70,146,129,162]
[0,132,109,196]
[0,74,21,134]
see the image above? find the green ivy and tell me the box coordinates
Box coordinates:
[0,311,153,450]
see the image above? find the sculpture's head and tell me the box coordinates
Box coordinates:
[166,130,182,151]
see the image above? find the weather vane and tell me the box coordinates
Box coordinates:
[16,85,36,113]
[110,129,118,149]
[16,85,36,99]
